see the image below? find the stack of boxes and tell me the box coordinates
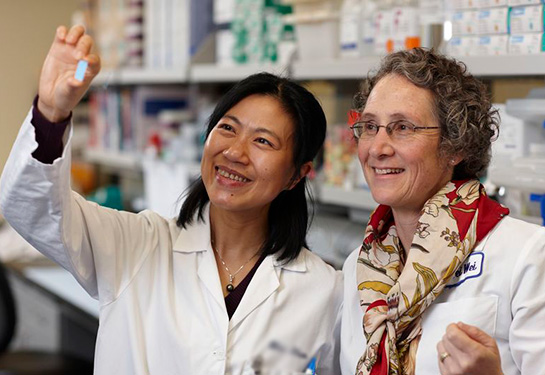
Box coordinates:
[448,0,545,56]
[338,0,444,59]
[509,1,545,54]
[214,0,294,65]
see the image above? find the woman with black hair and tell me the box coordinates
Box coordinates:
[0,25,342,374]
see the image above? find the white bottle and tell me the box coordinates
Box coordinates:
[340,0,363,58]
[373,0,394,55]
[360,0,378,56]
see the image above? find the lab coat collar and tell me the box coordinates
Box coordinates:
[172,205,211,253]
[171,204,309,273]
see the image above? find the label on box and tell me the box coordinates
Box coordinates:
[477,7,510,34]
[509,32,545,53]
[475,34,509,54]
[510,4,544,33]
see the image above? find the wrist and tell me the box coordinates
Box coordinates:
[37,99,70,123]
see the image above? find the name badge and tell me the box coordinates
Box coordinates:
[446,252,484,288]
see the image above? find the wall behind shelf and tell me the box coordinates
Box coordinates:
[0,1,78,174]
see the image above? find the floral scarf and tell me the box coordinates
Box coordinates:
[355,179,509,375]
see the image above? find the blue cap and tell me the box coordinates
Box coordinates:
[305,357,317,375]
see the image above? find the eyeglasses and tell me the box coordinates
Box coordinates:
[349,120,440,141]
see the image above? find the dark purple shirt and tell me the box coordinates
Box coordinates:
[31,96,71,164]
[30,96,262,319]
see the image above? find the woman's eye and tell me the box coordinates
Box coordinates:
[256,138,273,147]
[218,123,234,132]
[394,122,411,132]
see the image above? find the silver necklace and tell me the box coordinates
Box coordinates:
[212,246,257,293]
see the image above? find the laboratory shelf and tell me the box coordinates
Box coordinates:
[292,55,545,80]
[189,63,290,83]
[84,149,142,170]
[292,57,382,80]
[84,148,202,177]
[318,185,376,211]
[92,67,189,86]
[457,55,545,77]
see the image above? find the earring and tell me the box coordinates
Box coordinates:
[450,159,456,165]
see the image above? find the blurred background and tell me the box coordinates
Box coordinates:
[0,0,544,368]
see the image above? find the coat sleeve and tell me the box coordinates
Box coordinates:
[0,107,165,304]
[508,225,545,373]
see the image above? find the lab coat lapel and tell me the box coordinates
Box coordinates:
[228,255,280,332]
[173,206,227,314]
[197,244,228,313]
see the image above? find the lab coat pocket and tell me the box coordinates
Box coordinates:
[415,295,498,374]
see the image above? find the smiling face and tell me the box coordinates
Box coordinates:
[358,74,454,214]
[201,94,305,216]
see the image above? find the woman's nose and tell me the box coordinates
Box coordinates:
[367,128,394,158]
[223,139,249,163]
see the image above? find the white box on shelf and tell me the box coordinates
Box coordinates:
[477,7,510,34]
[372,8,394,54]
[509,4,545,33]
[293,14,340,60]
[474,34,509,54]
[214,0,235,24]
[447,35,479,55]
[509,33,545,53]
[339,0,362,58]
[392,6,420,50]
[216,29,236,66]
[451,10,479,35]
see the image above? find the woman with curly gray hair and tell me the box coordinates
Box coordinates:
[340,48,545,375]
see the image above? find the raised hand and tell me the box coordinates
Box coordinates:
[437,321,503,375]
[38,25,101,122]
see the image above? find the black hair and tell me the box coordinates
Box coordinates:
[176,72,327,263]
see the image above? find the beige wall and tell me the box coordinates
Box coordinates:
[0,1,77,173]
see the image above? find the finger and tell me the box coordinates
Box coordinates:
[67,76,87,89]
[75,34,93,60]
[66,25,86,45]
[437,340,456,374]
[444,323,480,355]
[456,322,497,350]
[85,54,102,77]
[55,25,68,43]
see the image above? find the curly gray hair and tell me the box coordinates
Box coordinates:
[353,48,499,179]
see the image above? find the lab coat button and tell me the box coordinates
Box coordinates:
[212,349,225,360]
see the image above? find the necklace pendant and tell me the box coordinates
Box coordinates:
[226,284,235,292]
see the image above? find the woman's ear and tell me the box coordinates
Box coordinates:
[449,154,464,167]
[286,161,313,191]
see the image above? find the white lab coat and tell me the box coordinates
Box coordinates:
[340,212,545,375]
[0,109,343,375]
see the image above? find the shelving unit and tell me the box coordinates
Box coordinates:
[84,53,545,216]
[292,57,381,80]
[90,54,545,87]
[84,149,142,171]
[190,62,290,83]
[460,55,545,77]
[92,67,189,86]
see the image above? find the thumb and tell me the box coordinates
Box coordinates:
[457,322,498,350]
